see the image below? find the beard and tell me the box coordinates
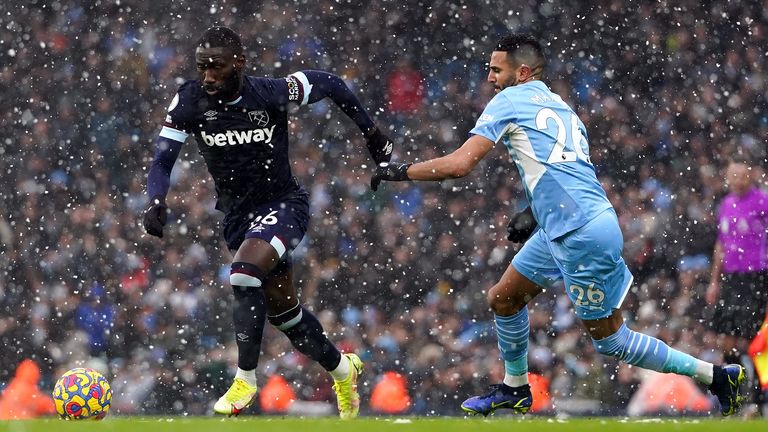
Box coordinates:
[204,70,242,106]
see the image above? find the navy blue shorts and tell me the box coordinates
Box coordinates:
[222,192,310,258]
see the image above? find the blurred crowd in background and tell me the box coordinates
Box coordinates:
[1,0,767,417]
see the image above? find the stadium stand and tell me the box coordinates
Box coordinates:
[1,0,766,416]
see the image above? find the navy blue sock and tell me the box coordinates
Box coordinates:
[269,304,341,371]
[232,285,267,370]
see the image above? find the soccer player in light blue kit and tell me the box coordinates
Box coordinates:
[371,33,745,417]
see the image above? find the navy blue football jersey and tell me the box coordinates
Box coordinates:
[159,73,313,214]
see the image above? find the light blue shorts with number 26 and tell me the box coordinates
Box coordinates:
[511,208,634,320]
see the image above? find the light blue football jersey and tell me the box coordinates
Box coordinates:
[471,80,612,239]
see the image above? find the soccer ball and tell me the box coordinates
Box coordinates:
[52,367,112,420]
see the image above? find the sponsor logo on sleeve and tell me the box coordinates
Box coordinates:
[285,76,303,102]
[477,113,494,125]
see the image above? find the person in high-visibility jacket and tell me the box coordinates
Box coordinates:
[748,312,768,412]
[259,375,296,413]
[528,372,552,413]
[370,371,411,414]
[0,359,55,419]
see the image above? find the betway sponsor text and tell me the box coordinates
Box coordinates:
[201,125,276,146]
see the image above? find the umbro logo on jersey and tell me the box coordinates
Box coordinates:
[248,110,269,127]
[204,110,217,121]
[201,125,276,146]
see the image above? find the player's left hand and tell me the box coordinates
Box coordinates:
[143,196,169,238]
[365,128,394,165]
[371,162,412,191]
[507,206,537,243]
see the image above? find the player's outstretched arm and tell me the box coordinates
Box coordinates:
[370,134,494,191]
[299,70,393,164]
[143,136,182,238]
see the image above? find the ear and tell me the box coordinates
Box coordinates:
[234,54,246,71]
[517,64,532,81]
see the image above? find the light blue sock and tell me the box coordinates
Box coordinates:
[495,306,529,377]
[592,323,711,382]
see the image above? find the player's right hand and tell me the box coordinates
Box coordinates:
[143,196,168,238]
[506,206,537,243]
[370,162,412,191]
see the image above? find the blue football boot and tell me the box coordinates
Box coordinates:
[461,384,532,416]
[708,364,746,416]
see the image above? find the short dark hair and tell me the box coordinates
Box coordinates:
[197,26,243,55]
[495,33,546,76]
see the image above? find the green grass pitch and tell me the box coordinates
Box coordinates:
[2,417,767,432]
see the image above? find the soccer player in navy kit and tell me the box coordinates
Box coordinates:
[143,27,393,418]
[372,33,746,417]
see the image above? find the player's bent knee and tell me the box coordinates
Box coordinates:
[486,286,505,312]
[230,262,267,288]
[487,284,523,315]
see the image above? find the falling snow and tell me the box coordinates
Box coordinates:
[0,0,767,419]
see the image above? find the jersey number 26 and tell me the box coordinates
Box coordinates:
[535,108,592,165]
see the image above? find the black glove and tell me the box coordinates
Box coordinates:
[143,196,169,238]
[365,128,394,165]
[371,162,412,191]
[507,206,537,243]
